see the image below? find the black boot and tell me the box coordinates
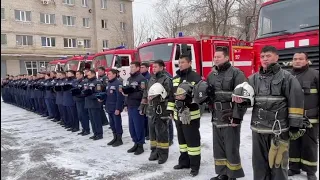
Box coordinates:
[107,133,117,145]
[288,169,300,176]
[173,164,190,170]
[148,149,158,161]
[190,169,199,177]
[112,134,123,147]
[210,175,228,180]
[307,173,317,180]
[127,143,138,153]
[134,144,144,155]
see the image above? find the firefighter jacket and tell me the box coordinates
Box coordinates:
[44,78,56,99]
[83,77,103,109]
[167,67,202,121]
[248,63,304,134]
[206,61,247,127]
[62,77,76,107]
[54,78,65,105]
[72,78,86,102]
[291,65,319,124]
[125,72,146,108]
[105,78,124,113]
[98,74,108,86]
[141,71,174,119]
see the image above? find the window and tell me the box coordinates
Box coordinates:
[15,10,31,22]
[120,3,125,13]
[120,22,126,31]
[62,15,75,26]
[1,34,7,45]
[101,0,107,9]
[101,19,108,29]
[64,38,76,48]
[41,37,56,47]
[63,0,75,5]
[39,61,49,71]
[84,39,91,48]
[102,40,108,48]
[25,61,37,75]
[16,35,33,46]
[40,13,55,24]
[82,0,88,7]
[83,18,89,28]
[1,8,4,20]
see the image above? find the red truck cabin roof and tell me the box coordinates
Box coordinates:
[138,37,198,49]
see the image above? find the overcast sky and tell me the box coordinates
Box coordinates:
[132,0,157,24]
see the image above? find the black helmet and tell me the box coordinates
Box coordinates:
[174,81,193,98]
[192,80,209,104]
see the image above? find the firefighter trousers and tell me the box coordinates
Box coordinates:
[252,131,289,180]
[175,119,201,171]
[212,125,244,178]
[289,123,319,174]
[149,116,169,161]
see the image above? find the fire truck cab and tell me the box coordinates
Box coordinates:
[64,55,95,72]
[47,58,68,72]
[254,0,319,71]
[92,46,137,83]
[137,35,254,78]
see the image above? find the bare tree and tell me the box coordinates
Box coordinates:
[133,16,156,48]
[154,0,190,37]
[235,0,263,41]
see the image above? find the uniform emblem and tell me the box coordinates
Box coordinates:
[96,84,101,91]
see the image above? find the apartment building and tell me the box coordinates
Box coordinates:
[1,0,134,77]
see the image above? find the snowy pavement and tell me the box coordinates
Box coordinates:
[1,101,318,180]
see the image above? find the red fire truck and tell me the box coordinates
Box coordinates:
[92,47,137,83]
[137,36,254,78]
[64,55,95,71]
[47,58,68,72]
[137,0,319,77]
[253,0,319,71]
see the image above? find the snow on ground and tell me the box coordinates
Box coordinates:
[1,101,318,180]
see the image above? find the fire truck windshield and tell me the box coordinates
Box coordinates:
[139,43,174,62]
[257,0,318,38]
[92,54,114,69]
[65,60,79,71]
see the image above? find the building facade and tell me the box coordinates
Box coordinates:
[1,0,134,77]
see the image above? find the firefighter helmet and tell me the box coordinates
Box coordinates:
[148,82,167,100]
[232,82,255,106]
[174,81,193,98]
[192,80,209,104]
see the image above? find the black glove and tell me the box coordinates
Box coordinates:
[71,88,81,96]
[122,86,135,94]
[95,92,107,101]
[63,84,73,91]
[54,86,62,91]
[206,84,215,101]
[82,89,93,96]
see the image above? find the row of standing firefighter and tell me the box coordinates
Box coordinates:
[1,45,319,180]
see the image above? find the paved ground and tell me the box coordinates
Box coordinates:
[1,101,318,180]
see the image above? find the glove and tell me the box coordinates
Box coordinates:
[71,88,81,96]
[63,84,73,91]
[95,92,107,101]
[82,89,93,96]
[54,86,62,91]
[139,103,148,115]
[289,128,306,140]
[179,107,191,125]
[206,84,215,101]
[268,138,279,168]
[122,86,135,94]
[274,139,289,169]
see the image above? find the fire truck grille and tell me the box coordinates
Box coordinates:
[278,46,319,71]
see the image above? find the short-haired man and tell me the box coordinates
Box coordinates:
[235,46,305,180]
[140,59,174,164]
[288,52,319,180]
[206,47,247,180]
[120,61,147,155]
[140,62,151,140]
[97,66,109,126]
[167,54,202,177]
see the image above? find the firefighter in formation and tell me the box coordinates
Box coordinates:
[1,45,318,180]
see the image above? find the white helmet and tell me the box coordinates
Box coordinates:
[232,82,255,106]
[148,82,167,100]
